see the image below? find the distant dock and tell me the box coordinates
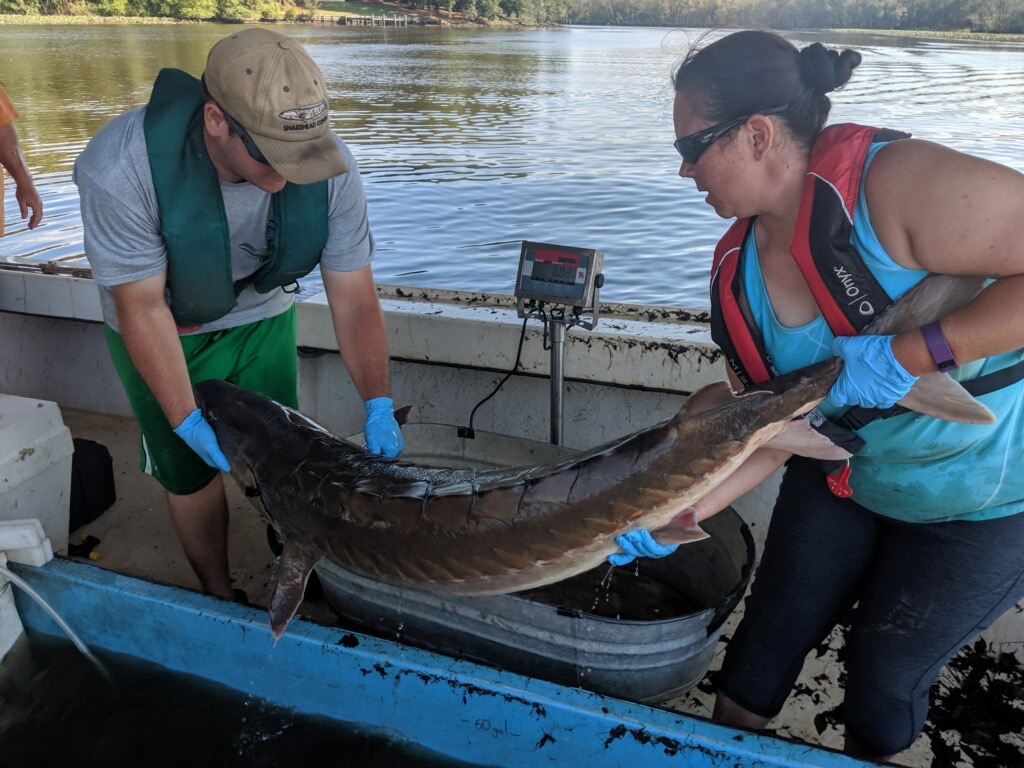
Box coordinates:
[342,13,409,25]
[303,14,411,26]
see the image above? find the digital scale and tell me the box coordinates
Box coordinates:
[514,241,604,328]
[513,241,605,445]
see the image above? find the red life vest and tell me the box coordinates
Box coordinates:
[709,123,910,387]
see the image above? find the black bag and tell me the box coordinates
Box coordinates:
[69,438,116,532]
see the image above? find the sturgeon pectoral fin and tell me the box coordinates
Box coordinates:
[654,508,710,546]
[679,381,743,416]
[766,418,854,460]
[268,539,324,641]
[394,405,414,426]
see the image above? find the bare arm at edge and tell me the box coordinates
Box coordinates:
[0,122,43,229]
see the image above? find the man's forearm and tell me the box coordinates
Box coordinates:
[322,265,393,401]
[333,299,391,401]
[117,300,197,428]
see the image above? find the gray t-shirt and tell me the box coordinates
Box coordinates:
[73,105,375,334]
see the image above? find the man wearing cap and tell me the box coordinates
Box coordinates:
[74,29,403,601]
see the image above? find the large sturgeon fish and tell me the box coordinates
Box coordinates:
[195,274,994,639]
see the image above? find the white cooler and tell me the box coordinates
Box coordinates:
[0,394,73,555]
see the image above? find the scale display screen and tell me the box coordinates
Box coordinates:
[530,254,579,284]
[515,241,602,308]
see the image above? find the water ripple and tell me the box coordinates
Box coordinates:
[1,26,1021,308]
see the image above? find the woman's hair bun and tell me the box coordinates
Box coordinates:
[799,43,862,94]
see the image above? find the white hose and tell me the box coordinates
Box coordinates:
[0,563,103,671]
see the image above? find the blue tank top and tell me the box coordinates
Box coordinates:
[742,143,1024,523]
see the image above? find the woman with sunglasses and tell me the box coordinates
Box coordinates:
[610,30,1024,761]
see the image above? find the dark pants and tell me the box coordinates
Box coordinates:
[716,457,1024,755]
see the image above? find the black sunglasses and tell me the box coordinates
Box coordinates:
[221,108,271,166]
[673,106,786,165]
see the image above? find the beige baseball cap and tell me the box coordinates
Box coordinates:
[203,28,348,185]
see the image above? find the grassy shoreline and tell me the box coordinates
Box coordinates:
[0,14,195,23]
[0,12,490,25]
[821,27,1024,42]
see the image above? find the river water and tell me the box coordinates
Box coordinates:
[0,24,1022,307]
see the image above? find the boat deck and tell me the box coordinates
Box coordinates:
[61,407,337,626]
[58,408,1019,768]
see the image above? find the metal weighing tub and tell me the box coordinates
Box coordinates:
[320,423,754,704]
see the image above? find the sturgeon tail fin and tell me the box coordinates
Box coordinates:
[900,373,995,424]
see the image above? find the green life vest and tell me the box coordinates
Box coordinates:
[143,68,328,328]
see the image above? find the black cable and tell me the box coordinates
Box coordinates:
[460,310,535,439]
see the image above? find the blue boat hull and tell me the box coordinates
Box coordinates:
[10,558,877,768]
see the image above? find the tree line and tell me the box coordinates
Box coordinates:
[570,0,1024,33]
[1,0,1022,33]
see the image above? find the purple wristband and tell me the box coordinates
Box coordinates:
[921,321,957,372]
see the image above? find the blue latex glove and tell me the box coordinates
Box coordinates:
[173,408,231,472]
[364,397,404,458]
[608,529,678,567]
[827,335,918,410]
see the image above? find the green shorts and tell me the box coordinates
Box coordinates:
[104,307,299,496]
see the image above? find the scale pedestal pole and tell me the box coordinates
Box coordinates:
[549,321,566,445]
[514,241,604,449]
